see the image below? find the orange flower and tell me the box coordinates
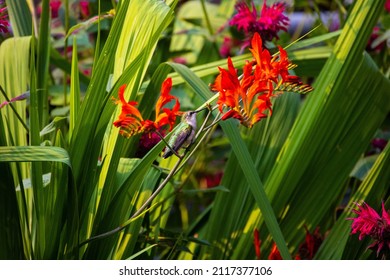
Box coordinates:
[154,77,181,131]
[268,243,282,260]
[113,78,181,138]
[212,32,312,128]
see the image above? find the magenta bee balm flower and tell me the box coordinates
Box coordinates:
[348,202,390,259]
[0,1,10,34]
[229,0,289,42]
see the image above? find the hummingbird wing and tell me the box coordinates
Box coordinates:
[162,125,193,159]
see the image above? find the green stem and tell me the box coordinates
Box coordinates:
[79,154,184,247]
[200,0,214,36]
[63,0,70,106]
[154,129,182,158]
[0,85,29,132]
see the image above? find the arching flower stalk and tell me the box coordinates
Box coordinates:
[212,32,312,128]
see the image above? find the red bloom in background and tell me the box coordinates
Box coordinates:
[79,0,90,19]
[50,0,62,18]
[268,243,282,260]
[254,229,261,260]
[348,202,390,258]
[219,36,240,58]
[295,227,323,260]
[230,1,258,34]
[385,0,390,13]
[212,32,311,128]
[113,78,181,138]
[255,227,323,260]
[230,0,289,42]
[36,0,61,18]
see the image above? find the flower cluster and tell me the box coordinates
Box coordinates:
[113,77,181,138]
[348,201,390,259]
[230,0,289,42]
[213,32,312,128]
[0,1,9,34]
[220,0,289,56]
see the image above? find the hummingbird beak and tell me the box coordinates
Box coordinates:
[194,107,208,114]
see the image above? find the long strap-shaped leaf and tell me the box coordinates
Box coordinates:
[0,145,79,259]
[0,146,71,166]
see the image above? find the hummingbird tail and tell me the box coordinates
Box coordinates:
[162,149,173,159]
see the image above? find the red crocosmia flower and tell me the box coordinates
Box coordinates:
[213,32,311,128]
[348,202,390,259]
[113,84,145,137]
[153,77,181,131]
[113,78,181,138]
[268,243,282,260]
[212,56,265,128]
[295,226,323,260]
[230,0,289,42]
[253,229,261,260]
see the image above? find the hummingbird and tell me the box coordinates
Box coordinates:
[162,109,204,159]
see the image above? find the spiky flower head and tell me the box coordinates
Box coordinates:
[348,202,390,259]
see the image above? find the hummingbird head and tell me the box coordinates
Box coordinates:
[182,111,198,128]
[181,107,207,128]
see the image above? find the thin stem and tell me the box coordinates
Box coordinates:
[195,104,213,139]
[79,145,185,247]
[154,129,182,158]
[63,0,70,106]
[0,85,29,132]
[200,0,214,36]
[130,158,182,219]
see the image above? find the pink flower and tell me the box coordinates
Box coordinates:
[229,0,289,42]
[50,0,62,18]
[371,138,388,151]
[79,1,90,19]
[348,202,390,258]
[0,6,9,34]
[229,1,258,34]
[385,0,390,13]
[219,36,241,57]
[135,129,165,158]
[172,57,187,65]
[36,0,62,18]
